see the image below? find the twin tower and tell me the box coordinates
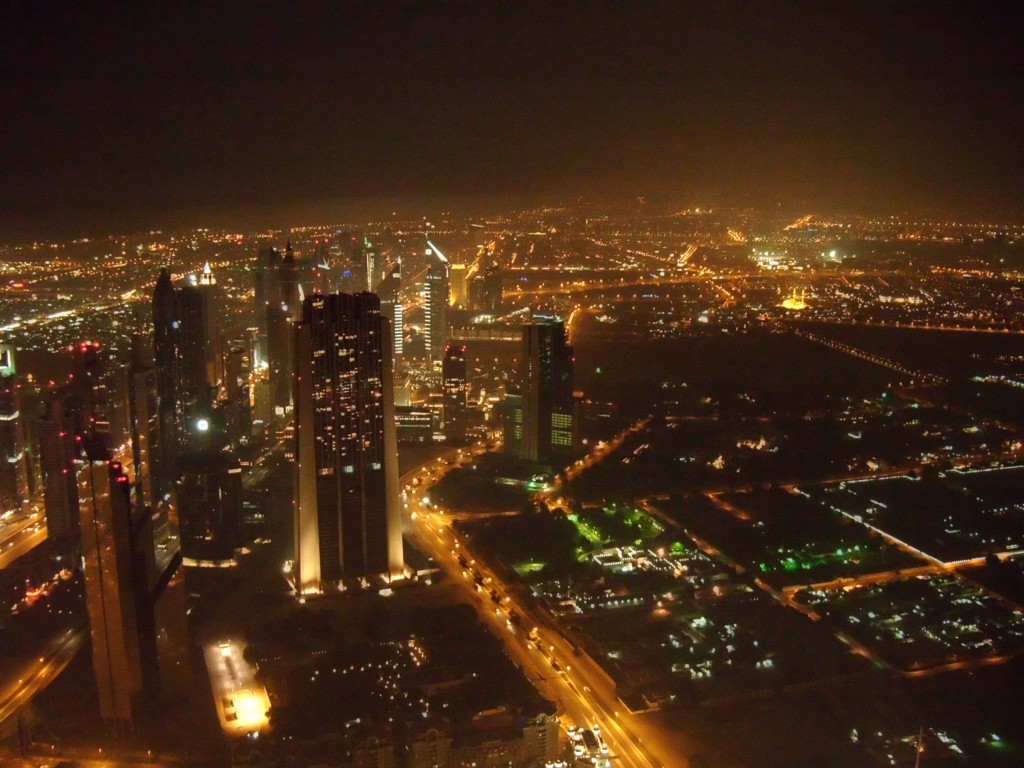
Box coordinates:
[293,292,404,594]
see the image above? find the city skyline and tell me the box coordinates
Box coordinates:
[2,5,1024,767]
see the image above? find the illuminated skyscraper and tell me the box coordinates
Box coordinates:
[0,346,29,516]
[519,318,576,463]
[293,292,403,593]
[152,267,219,463]
[79,443,142,735]
[38,389,82,550]
[177,451,241,565]
[481,263,503,314]
[442,343,468,443]
[377,261,404,359]
[267,242,302,411]
[363,237,382,292]
[127,352,162,507]
[79,431,187,735]
[449,263,468,308]
[422,262,449,362]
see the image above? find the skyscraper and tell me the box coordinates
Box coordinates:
[127,352,162,508]
[519,318,576,464]
[293,292,403,593]
[423,262,449,362]
[449,263,468,308]
[377,261,404,359]
[152,267,219,463]
[79,443,143,735]
[0,346,30,516]
[79,433,187,735]
[442,343,468,443]
[177,451,242,565]
[481,263,503,314]
[363,237,382,292]
[38,389,82,550]
[267,242,302,412]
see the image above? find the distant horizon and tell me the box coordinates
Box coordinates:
[4,191,1023,248]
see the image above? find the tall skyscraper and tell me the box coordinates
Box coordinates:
[442,343,468,443]
[79,426,187,736]
[0,346,30,516]
[363,237,382,292]
[38,389,82,550]
[377,261,404,359]
[79,443,143,735]
[481,263,503,314]
[152,267,220,463]
[267,242,302,412]
[127,352,162,508]
[177,451,242,565]
[449,263,468,308]
[519,318,576,464]
[422,262,449,362]
[293,292,403,593]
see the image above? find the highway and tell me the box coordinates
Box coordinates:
[401,442,684,768]
[0,505,48,569]
[0,627,85,727]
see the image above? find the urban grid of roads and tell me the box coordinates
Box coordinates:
[1,205,1024,767]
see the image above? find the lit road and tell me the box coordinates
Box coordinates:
[0,518,48,570]
[0,628,85,727]
[401,444,685,768]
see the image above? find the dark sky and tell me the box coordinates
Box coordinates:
[2,2,1022,239]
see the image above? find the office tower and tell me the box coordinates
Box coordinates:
[362,237,382,292]
[79,437,187,734]
[293,293,403,593]
[519,318,576,464]
[223,343,251,445]
[442,343,468,443]
[449,263,468,308]
[481,263,503,313]
[0,345,29,512]
[127,354,162,508]
[38,390,82,549]
[267,242,301,411]
[152,267,219,463]
[377,262,404,359]
[252,246,281,371]
[177,451,242,565]
[422,262,449,362]
[0,346,30,516]
[79,443,143,735]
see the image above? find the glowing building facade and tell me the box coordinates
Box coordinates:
[293,292,403,593]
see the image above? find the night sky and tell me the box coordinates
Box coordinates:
[2,2,1022,239]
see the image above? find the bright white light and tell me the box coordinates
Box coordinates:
[196,418,209,432]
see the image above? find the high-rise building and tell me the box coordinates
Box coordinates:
[127,356,162,508]
[518,318,576,464]
[79,436,187,735]
[293,292,404,593]
[177,451,242,565]
[363,237,382,292]
[38,390,82,550]
[0,346,29,516]
[442,343,468,443]
[422,262,449,362]
[481,263,503,314]
[376,262,404,359]
[79,443,143,735]
[449,263,468,308]
[152,267,220,464]
[267,243,302,412]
